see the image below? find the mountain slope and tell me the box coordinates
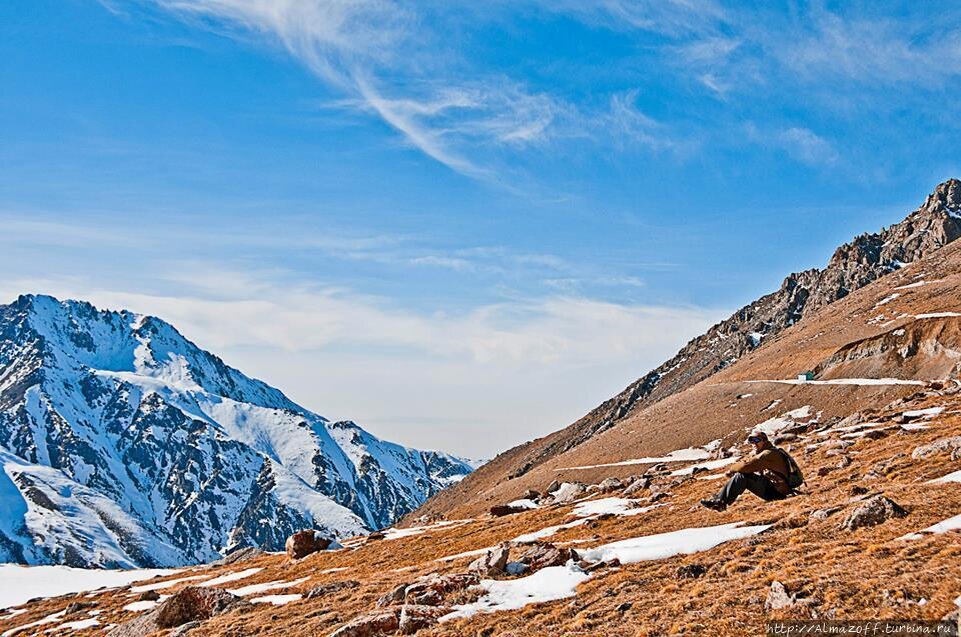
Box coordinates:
[0,295,473,568]
[413,179,961,517]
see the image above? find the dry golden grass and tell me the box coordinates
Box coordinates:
[3,390,959,637]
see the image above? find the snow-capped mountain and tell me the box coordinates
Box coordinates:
[0,294,474,568]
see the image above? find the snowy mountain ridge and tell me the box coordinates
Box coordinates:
[0,294,474,568]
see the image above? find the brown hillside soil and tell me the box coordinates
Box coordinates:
[414,239,961,521]
[2,387,959,636]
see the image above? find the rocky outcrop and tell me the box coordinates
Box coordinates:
[107,587,248,637]
[840,495,908,531]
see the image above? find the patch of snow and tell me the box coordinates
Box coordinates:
[440,562,588,621]
[747,378,925,386]
[198,568,263,587]
[900,423,930,431]
[559,446,712,471]
[550,483,584,501]
[46,618,99,632]
[507,499,539,510]
[250,594,302,605]
[2,610,66,637]
[902,407,944,418]
[121,600,158,612]
[579,522,771,564]
[229,576,310,597]
[914,312,961,319]
[894,281,929,290]
[0,565,176,610]
[751,406,816,438]
[511,519,591,544]
[129,574,211,593]
[928,470,961,484]
[748,332,764,346]
[381,519,472,541]
[899,513,961,540]
[669,456,740,476]
[571,498,654,518]
[874,294,900,308]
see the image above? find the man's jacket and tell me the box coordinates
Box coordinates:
[728,444,791,495]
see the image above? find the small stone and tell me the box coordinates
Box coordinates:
[676,563,707,579]
[306,580,360,599]
[765,581,795,611]
[330,609,401,637]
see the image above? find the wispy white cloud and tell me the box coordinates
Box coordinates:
[0,270,724,454]
[745,124,838,167]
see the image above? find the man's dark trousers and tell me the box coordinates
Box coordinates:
[718,472,785,505]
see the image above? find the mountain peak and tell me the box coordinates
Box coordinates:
[921,177,961,214]
[0,295,475,567]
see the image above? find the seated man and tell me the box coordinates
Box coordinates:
[700,431,791,512]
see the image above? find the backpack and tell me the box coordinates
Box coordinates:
[774,448,805,491]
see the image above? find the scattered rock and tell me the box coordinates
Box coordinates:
[156,587,248,629]
[522,489,541,501]
[399,604,449,634]
[617,602,633,612]
[405,573,480,605]
[330,609,401,637]
[168,622,201,637]
[840,495,908,531]
[676,563,707,579]
[809,507,843,521]
[836,455,852,468]
[773,433,797,444]
[516,542,578,571]
[307,580,360,599]
[765,581,795,611]
[849,485,869,496]
[816,466,834,477]
[216,546,264,566]
[63,601,94,615]
[377,584,409,608]
[598,477,624,492]
[366,532,386,542]
[580,558,620,573]
[469,544,510,577]
[489,504,527,517]
[285,529,334,559]
[545,480,561,494]
[912,436,961,460]
[138,590,161,602]
[648,492,670,503]
[862,429,889,441]
[505,562,529,576]
[550,482,586,503]
[623,477,651,496]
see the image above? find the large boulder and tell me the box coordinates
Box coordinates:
[516,542,578,571]
[840,495,908,531]
[489,504,526,517]
[286,529,334,559]
[108,587,249,637]
[469,544,510,577]
[156,587,247,629]
[329,609,401,637]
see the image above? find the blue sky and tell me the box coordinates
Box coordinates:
[2,1,960,456]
